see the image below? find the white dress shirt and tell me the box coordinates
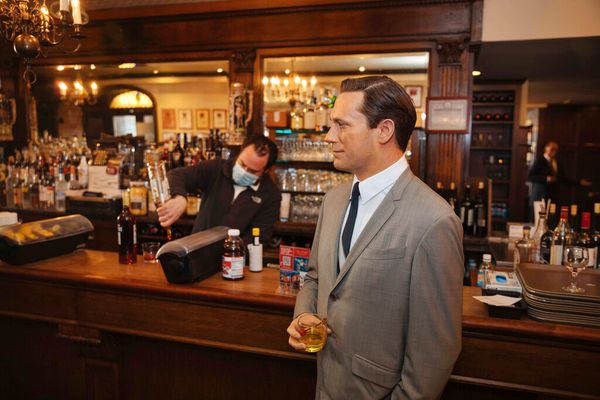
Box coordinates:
[233,182,260,202]
[338,156,409,269]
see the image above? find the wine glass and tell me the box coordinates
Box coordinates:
[562,245,589,293]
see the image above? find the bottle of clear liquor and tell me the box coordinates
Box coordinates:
[550,206,570,265]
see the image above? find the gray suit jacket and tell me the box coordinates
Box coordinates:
[294,169,464,400]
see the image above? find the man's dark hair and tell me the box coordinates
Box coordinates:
[241,135,279,169]
[340,76,417,151]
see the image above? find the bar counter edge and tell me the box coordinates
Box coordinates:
[0,250,599,399]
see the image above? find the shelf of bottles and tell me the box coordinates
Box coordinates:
[470,90,516,231]
[0,134,93,212]
[435,180,489,239]
[531,203,600,270]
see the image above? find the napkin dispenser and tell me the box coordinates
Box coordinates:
[156,226,229,283]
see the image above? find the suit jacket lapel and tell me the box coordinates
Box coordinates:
[327,183,351,285]
[333,169,415,289]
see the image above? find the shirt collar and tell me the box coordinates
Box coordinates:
[352,155,409,204]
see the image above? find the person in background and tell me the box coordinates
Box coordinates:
[157,135,281,245]
[527,141,591,213]
[287,76,464,399]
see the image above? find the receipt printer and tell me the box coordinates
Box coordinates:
[156,226,229,283]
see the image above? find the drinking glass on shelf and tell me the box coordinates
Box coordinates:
[562,245,589,293]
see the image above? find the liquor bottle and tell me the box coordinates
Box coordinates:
[55,165,68,212]
[514,226,534,268]
[248,227,263,273]
[447,182,457,212]
[578,212,597,268]
[12,163,22,208]
[39,167,48,210]
[117,205,137,264]
[172,133,185,168]
[45,165,55,210]
[547,203,557,230]
[315,88,329,133]
[473,181,487,237]
[303,96,316,131]
[29,168,40,209]
[459,184,474,234]
[568,204,579,243]
[592,203,600,268]
[533,211,550,264]
[476,253,492,288]
[20,161,30,209]
[222,228,245,280]
[550,206,570,265]
[78,155,89,188]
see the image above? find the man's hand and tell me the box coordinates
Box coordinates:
[157,195,187,227]
[287,313,332,352]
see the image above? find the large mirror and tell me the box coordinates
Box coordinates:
[31,60,230,144]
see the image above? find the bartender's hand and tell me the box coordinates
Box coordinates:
[157,195,187,227]
[287,313,332,351]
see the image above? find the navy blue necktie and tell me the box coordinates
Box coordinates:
[342,182,361,258]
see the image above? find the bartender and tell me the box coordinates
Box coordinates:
[156,135,282,245]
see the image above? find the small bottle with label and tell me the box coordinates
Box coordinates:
[222,229,245,280]
[248,227,263,272]
[477,253,492,288]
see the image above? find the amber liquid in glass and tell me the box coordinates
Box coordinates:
[300,326,327,353]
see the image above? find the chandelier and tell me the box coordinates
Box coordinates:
[0,1,88,83]
[57,79,98,106]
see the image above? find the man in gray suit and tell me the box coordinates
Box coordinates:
[287,76,464,400]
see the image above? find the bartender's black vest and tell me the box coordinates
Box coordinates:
[193,159,274,240]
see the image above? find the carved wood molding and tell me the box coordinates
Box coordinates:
[230,50,256,74]
[436,39,468,65]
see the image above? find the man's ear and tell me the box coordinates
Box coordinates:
[376,119,396,145]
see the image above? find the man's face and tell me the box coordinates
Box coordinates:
[545,143,558,159]
[236,144,268,178]
[325,91,378,175]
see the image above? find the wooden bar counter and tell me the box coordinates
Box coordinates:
[0,250,599,399]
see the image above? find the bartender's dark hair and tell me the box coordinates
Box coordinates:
[340,76,416,151]
[242,135,278,169]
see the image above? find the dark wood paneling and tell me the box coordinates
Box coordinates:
[538,105,600,209]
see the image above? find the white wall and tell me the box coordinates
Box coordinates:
[482,0,600,42]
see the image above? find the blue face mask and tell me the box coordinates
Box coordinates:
[232,162,259,187]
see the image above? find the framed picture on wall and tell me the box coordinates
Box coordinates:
[406,85,423,108]
[161,109,176,130]
[212,109,227,129]
[426,97,470,134]
[178,109,193,129]
[195,108,210,129]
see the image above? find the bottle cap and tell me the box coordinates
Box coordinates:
[228,229,240,236]
[252,227,260,237]
[483,254,492,262]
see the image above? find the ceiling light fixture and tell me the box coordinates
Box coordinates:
[217,68,223,73]
[0,0,89,83]
[118,63,136,69]
[57,78,98,106]
[56,65,65,71]
[472,70,482,77]
[358,66,366,72]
